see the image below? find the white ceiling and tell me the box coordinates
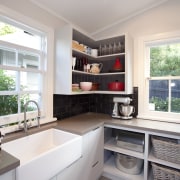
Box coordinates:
[31,0,168,36]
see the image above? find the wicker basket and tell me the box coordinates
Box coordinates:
[151,163,180,180]
[151,136,180,164]
[72,41,85,52]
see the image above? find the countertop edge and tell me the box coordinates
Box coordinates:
[0,150,20,175]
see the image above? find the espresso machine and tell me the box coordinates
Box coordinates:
[112,97,135,119]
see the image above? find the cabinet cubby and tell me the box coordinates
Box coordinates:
[103,125,180,180]
[55,24,132,95]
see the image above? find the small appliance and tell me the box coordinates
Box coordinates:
[112,97,135,119]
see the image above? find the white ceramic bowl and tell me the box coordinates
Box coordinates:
[80,82,92,91]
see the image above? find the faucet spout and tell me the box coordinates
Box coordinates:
[23,100,41,132]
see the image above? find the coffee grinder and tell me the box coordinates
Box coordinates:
[112,97,135,119]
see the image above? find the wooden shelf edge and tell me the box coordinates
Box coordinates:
[104,138,144,159]
[72,48,125,59]
[72,70,125,75]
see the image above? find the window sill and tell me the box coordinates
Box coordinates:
[2,119,57,143]
[137,115,180,124]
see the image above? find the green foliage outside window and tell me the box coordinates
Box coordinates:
[0,22,17,36]
[150,44,180,113]
[150,96,180,112]
[0,69,30,116]
[150,44,180,76]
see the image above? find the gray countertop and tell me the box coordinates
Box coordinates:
[106,117,180,136]
[55,113,180,136]
[0,150,20,175]
[55,113,109,135]
[1,112,180,176]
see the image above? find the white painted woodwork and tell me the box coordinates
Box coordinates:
[54,25,133,95]
[54,126,104,180]
[0,170,16,180]
[103,125,180,180]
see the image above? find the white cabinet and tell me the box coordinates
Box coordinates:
[54,25,133,95]
[103,125,180,180]
[0,170,16,180]
[54,126,104,180]
[87,126,104,180]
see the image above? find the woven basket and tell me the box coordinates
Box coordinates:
[151,163,180,180]
[151,136,180,164]
[72,42,85,52]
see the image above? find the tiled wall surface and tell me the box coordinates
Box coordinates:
[53,87,138,120]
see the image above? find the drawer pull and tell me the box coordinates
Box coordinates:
[92,161,99,168]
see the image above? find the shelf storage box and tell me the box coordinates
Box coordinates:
[114,153,143,175]
[151,136,180,164]
[151,163,180,180]
[116,130,145,153]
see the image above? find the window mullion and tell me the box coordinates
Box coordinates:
[16,51,21,114]
[168,79,172,112]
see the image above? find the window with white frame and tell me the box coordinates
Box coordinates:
[137,32,180,123]
[0,16,55,133]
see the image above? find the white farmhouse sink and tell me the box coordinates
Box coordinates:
[2,128,82,180]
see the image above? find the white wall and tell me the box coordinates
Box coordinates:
[92,0,180,86]
[0,0,67,29]
[93,0,180,39]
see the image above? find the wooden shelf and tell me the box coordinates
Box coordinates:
[103,156,144,180]
[72,70,125,75]
[104,138,144,159]
[72,48,125,60]
[71,90,127,95]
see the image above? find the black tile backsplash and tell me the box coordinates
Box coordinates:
[53,87,138,120]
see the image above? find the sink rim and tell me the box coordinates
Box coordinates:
[2,128,81,166]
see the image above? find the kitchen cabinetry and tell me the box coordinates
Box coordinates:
[103,124,180,180]
[51,126,104,180]
[0,170,16,180]
[54,25,133,95]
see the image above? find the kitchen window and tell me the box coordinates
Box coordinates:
[137,32,180,123]
[0,14,55,133]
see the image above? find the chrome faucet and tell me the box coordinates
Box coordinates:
[20,100,41,132]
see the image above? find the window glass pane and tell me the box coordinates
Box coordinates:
[0,22,42,50]
[171,80,180,113]
[20,72,40,91]
[0,69,16,91]
[20,94,41,113]
[18,51,40,69]
[0,17,46,130]
[150,43,180,77]
[0,95,18,116]
[149,80,168,112]
[0,48,16,66]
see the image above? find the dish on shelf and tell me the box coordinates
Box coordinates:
[80,82,92,91]
[108,81,124,91]
[72,83,81,92]
[91,83,100,91]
